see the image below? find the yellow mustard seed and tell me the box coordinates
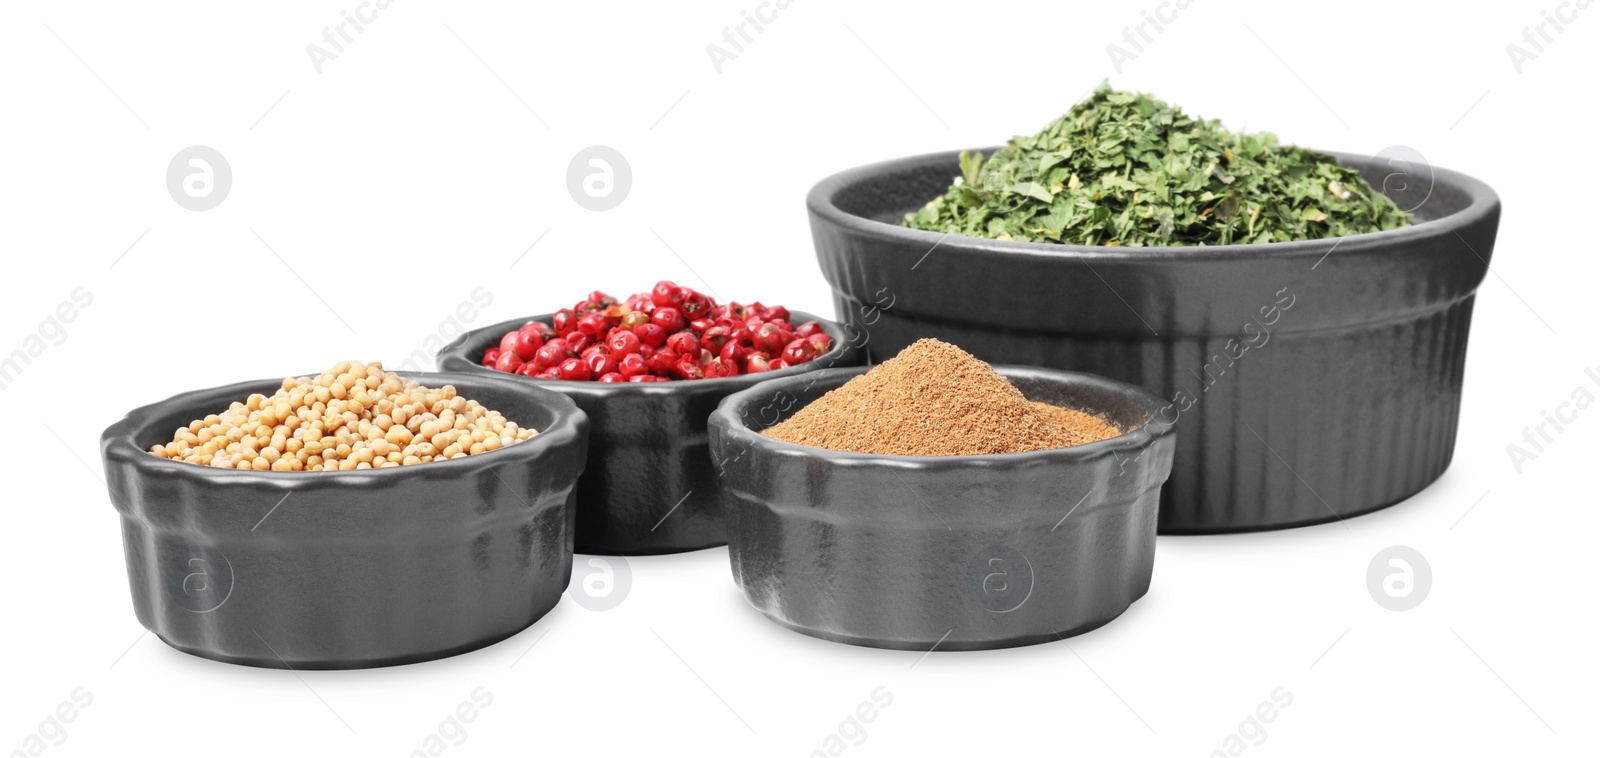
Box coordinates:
[152,361,537,471]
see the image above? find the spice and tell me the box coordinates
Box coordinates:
[903,82,1412,246]
[150,361,535,471]
[484,282,831,382]
[763,339,1119,456]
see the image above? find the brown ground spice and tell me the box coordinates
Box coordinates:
[762,339,1121,456]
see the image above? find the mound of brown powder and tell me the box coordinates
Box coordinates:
[762,339,1121,456]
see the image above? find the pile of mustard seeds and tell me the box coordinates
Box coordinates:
[762,339,1120,456]
[151,361,535,471]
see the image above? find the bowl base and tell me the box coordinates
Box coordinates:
[755,609,1125,652]
[1158,481,1432,535]
[151,615,550,670]
[575,539,727,557]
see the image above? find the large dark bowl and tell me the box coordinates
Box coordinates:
[709,365,1176,650]
[808,149,1499,533]
[101,370,588,669]
[437,311,865,555]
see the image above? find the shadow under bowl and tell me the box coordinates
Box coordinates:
[437,311,865,555]
[807,148,1500,533]
[100,370,589,669]
[708,365,1176,651]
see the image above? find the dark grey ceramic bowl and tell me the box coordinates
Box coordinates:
[709,365,1176,650]
[808,148,1499,533]
[437,311,865,555]
[101,370,588,669]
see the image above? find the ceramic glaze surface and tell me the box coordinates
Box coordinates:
[439,311,865,554]
[807,149,1500,532]
[710,365,1175,650]
[101,371,589,669]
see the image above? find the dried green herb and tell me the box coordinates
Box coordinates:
[903,83,1411,246]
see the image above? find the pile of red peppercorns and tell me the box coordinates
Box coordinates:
[482,282,833,383]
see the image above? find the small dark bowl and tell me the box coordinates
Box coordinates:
[437,311,865,555]
[101,370,588,669]
[808,148,1499,533]
[708,365,1176,651]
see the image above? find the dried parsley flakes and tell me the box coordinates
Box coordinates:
[902,83,1412,246]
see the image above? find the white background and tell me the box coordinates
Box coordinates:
[1,0,1593,755]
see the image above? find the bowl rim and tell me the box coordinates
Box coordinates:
[436,309,861,396]
[101,369,587,486]
[712,364,1176,468]
[806,147,1500,263]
